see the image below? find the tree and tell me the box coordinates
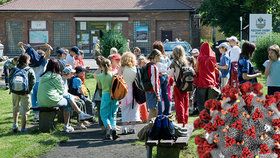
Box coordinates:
[100,30,128,58]
[0,0,10,5]
[199,0,278,36]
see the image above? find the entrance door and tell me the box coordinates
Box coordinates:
[161,30,172,42]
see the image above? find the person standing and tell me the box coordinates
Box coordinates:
[10,54,36,133]
[217,43,231,88]
[227,36,241,87]
[238,41,262,84]
[263,44,280,95]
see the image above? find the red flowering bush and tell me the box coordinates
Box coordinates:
[194,83,280,158]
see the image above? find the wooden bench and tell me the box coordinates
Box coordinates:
[145,124,194,158]
[31,106,60,132]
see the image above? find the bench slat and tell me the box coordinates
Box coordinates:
[146,140,158,146]
[159,139,174,146]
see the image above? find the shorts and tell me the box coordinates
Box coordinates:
[145,92,159,110]
[58,97,72,112]
[12,93,31,115]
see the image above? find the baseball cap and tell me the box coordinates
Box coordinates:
[56,48,67,55]
[70,46,80,55]
[75,66,86,74]
[191,48,199,55]
[226,36,239,42]
[109,53,121,61]
[218,42,230,50]
[63,65,75,74]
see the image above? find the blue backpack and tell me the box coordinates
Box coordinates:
[148,115,176,140]
[9,67,29,95]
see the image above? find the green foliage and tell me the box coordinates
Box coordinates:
[252,32,280,72]
[100,30,128,58]
[199,0,279,36]
[0,0,10,5]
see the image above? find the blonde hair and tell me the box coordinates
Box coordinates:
[110,47,118,54]
[172,45,188,65]
[101,58,112,75]
[268,44,280,58]
[121,52,136,67]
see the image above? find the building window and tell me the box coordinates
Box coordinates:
[29,21,48,44]
[133,21,150,55]
[53,21,72,48]
[6,21,23,54]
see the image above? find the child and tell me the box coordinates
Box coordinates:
[97,59,119,140]
[145,49,162,120]
[227,36,241,87]
[133,47,141,59]
[108,53,121,74]
[68,66,94,116]
[3,57,18,89]
[66,46,80,68]
[263,44,280,95]
[217,42,231,88]
[169,45,193,126]
[119,52,141,134]
[10,54,36,133]
[56,48,68,72]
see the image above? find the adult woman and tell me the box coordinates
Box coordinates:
[37,58,91,133]
[238,41,261,84]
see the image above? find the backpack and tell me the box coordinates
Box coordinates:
[111,75,128,100]
[141,63,154,91]
[173,61,195,92]
[68,76,82,97]
[149,115,176,140]
[9,67,29,95]
[133,67,146,104]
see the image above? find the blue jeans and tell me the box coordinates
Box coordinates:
[31,81,39,108]
[100,92,118,128]
[159,75,171,115]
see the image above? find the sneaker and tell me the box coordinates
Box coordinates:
[82,121,91,127]
[12,124,19,133]
[79,112,92,121]
[121,127,128,135]
[112,129,119,140]
[64,125,75,133]
[128,128,135,134]
[76,123,87,130]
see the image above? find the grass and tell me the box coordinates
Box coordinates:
[0,75,268,158]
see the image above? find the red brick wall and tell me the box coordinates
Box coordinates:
[0,11,191,56]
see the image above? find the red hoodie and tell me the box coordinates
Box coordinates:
[195,42,218,88]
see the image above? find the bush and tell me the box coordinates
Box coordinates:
[252,32,280,72]
[100,30,128,58]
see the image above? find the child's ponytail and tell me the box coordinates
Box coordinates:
[101,59,111,75]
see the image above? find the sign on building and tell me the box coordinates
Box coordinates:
[249,14,272,43]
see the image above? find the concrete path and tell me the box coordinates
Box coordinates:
[42,124,147,158]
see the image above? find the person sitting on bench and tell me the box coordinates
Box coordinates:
[37,58,92,133]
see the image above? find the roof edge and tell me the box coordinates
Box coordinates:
[0,9,193,12]
[176,0,196,11]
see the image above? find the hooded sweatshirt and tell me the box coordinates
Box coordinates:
[195,43,217,88]
[37,72,64,107]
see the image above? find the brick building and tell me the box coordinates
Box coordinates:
[0,0,201,57]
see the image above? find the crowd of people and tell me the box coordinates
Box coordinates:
[4,36,280,141]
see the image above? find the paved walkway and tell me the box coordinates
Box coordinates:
[42,124,147,158]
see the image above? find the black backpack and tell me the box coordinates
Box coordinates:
[133,67,146,104]
[173,61,195,92]
[149,115,176,140]
[141,62,154,91]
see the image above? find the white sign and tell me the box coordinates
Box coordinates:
[80,22,86,30]
[31,21,46,30]
[249,14,272,43]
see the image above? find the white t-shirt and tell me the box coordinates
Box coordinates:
[229,46,241,62]
[66,54,75,68]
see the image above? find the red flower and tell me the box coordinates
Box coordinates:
[240,82,252,95]
[273,148,280,157]
[228,104,239,117]
[272,119,280,128]
[230,119,243,131]
[229,88,239,101]
[252,83,263,96]
[242,94,254,107]
[264,95,277,108]
[231,156,238,158]
[274,92,280,102]
[245,127,256,138]
[204,122,217,133]
[225,136,236,147]
[205,99,222,111]
[199,109,212,121]
[213,116,225,128]
[195,136,206,145]
[273,134,280,142]
[194,118,205,129]
[241,147,253,158]
[252,108,264,121]
[260,144,271,154]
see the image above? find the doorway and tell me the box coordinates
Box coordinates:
[161,30,172,42]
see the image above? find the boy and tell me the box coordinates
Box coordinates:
[66,46,80,68]
[217,42,231,88]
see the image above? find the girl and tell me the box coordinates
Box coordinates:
[37,58,92,133]
[238,41,262,84]
[119,52,141,134]
[145,49,162,119]
[263,44,280,95]
[97,59,119,140]
[169,45,193,126]
[227,36,241,87]
[153,41,171,115]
